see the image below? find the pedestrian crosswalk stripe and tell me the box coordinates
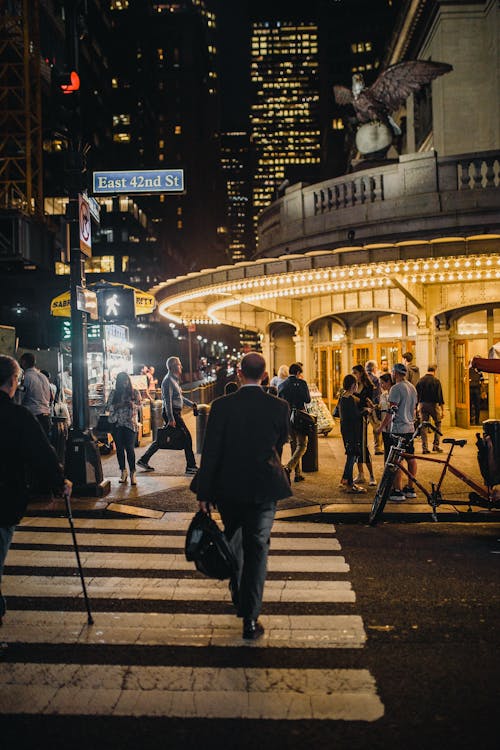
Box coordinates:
[11,532,341,551]
[0,664,384,721]
[20,517,336,534]
[3,576,356,603]
[0,612,366,648]
[6,550,349,573]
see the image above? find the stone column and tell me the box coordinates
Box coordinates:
[260,332,273,376]
[293,330,310,380]
[435,328,451,427]
[415,324,432,376]
[487,309,496,419]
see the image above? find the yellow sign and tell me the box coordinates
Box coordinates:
[50,284,156,318]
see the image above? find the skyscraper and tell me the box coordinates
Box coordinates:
[250,21,321,241]
[220,132,253,262]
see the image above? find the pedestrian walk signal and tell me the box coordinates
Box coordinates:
[98,287,136,322]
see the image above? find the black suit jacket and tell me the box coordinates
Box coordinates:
[196,386,291,507]
[0,391,65,526]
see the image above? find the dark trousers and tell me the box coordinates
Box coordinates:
[219,502,276,621]
[141,410,196,468]
[36,414,51,437]
[382,431,392,463]
[113,426,137,472]
[341,453,358,485]
[470,388,481,425]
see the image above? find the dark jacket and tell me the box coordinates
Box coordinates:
[278,375,311,410]
[0,391,65,526]
[339,393,363,455]
[196,386,291,507]
[416,374,444,405]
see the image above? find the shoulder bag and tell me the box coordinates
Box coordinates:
[157,425,186,450]
[290,407,316,436]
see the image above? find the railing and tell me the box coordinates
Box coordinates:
[181,379,217,406]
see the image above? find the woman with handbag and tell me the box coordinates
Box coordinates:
[351,364,376,486]
[338,374,367,494]
[106,372,142,485]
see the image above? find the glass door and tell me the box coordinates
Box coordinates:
[455,340,468,427]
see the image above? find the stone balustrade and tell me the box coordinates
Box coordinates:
[257,150,500,257]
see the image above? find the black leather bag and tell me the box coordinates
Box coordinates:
[96,414,114,433]
[185,510,238,580]
[290,407,316,436]
[157,425,185,450]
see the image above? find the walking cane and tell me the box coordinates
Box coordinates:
[63,485,94,625]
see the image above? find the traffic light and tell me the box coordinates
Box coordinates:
[51,67,81,139]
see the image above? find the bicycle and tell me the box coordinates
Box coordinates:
[368,421,500,525]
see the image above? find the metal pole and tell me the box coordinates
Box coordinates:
[64,490,93,625]
[188,327,193,382]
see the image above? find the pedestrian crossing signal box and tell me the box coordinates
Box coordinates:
[98,288,136,322]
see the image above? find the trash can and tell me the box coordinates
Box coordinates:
[302,416,318,472]
[151,399,164,442]
[482,419,500,485]
[196,404,211,454]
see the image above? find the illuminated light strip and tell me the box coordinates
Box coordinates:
[157,253,500,320]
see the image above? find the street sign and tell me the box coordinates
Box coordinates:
[78,193,92,256]
[86,195,101,225]
[76,286,98,319]
[92,169,184,195]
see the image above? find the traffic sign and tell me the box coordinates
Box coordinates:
[93,169,184,195]
[78,193,92,256]
[76,286,98,319]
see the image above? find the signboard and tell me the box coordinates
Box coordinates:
[93,169,184,195]
[87,195,101,225]
[98,287,136,322]
[51,285,156,318]
[76,286,98,319]
[78,193,92,256]
[0,324,16,356]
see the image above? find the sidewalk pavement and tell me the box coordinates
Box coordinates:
[28,411,498,522]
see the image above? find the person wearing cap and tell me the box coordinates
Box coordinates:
[379,362,418,502]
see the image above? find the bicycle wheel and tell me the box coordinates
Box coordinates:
[369,463,396,526]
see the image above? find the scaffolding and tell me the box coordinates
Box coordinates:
[0,0,43,216]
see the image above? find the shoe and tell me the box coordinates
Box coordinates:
[403,485,416,498]
[389,489,405,502]
[369,478,377,486]
[284,467,291,484]
[137,459,154,471]
[242,618,265,640]
[294,474,305,483]
[432,446,443,453]
[346,484,367,494]
[119,469,128,483]
[130,472,137,486]
[422,449,431,454]
[354,476,366,484]
[185,466,198,475]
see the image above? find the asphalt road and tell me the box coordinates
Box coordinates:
[2,519,498,750]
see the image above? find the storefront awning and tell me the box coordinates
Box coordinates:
[50,282,156,318]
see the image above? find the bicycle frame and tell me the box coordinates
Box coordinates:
[382,422,494,520]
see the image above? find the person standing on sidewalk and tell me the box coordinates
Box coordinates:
[375,372,394,462]
[468,360,484,426]
[351,364,376,486]
[106,372,142,485]
[402,352,420,387]
[338,374,366,495]
[18,352,52,437]
[380,363,418,502]
[196,352,291,640]
[138,356,198,475]
[278,362,311,483]
[0,355,70,626]
[416,365,445,454]
[365,360,383,455]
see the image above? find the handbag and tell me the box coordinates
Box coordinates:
[290,407,316,436]
[96,414,113,433]
[185,510,238,580]
[157,425,186,450]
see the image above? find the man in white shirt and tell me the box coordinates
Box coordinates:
[380,362,418,502]
[19,353,52,437]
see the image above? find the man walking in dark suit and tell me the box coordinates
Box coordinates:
[196,352,291,640]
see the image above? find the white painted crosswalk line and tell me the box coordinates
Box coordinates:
[0,612,366,648]
[0,664,384,721]
[6,549,350,572]
[3,576,356,602]
[18,517,337,533]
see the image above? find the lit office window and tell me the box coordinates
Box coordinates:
[113,114,130,126]
[174,125,182,135]
[113,133,131,142]
[110,0,129,9]
[85,256,115,273]
[55,262,70,275]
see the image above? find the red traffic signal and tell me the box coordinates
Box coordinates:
[60,70,80,94]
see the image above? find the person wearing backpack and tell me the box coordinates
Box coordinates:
[278,363,311,483]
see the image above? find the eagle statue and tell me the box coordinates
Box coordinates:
[334,60,453,136]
